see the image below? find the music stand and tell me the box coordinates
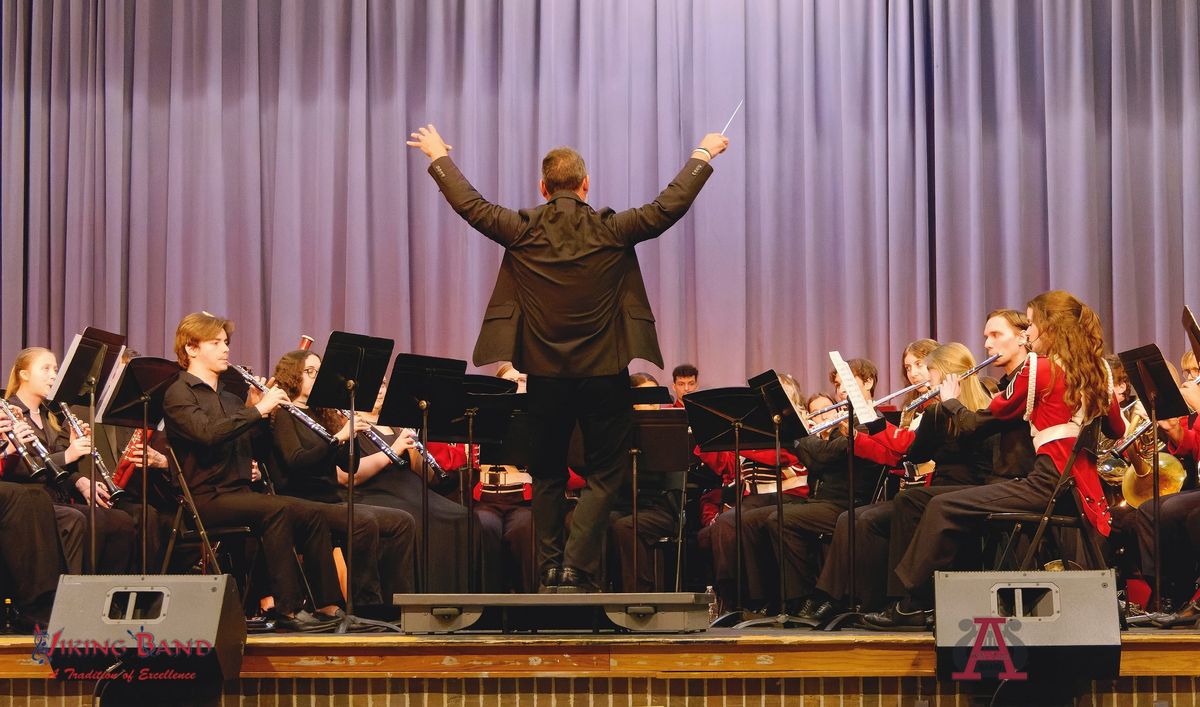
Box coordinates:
[628,407,690,592]
[50,328,125,573]
[377,353,467,590]
[682,387,775,625]
[99,357,180,573]
[737,370,808,629]
[306,331,394,631]
[422,374,519,591]
[1119,344,1191,611]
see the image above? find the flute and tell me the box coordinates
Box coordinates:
[902,353,1001,412]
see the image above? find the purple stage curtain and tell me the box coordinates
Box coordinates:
[2,0,1197,397]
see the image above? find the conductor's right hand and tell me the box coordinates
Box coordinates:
[406,124,453,161]
[693,133,730,162]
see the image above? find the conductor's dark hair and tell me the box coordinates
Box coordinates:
[672,363,699,381]
[541,147,587,194]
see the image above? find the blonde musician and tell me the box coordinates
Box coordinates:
[5,347,135,573]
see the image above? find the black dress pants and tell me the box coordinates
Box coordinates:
[195,489,340,613]
[528,371,632,583]
[815,500,893,611]
[0,482,63,611]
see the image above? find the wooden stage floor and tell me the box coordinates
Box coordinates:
[2,628,1198,680]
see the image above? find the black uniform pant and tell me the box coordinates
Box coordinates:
[1132,488,1200,605]
[610,502,677,592]
[886,485,975,597]
[528,371,632,584]
[114,496,174,574]
[302,500,417,603]
[53,503,135,574]
[475,496,534,592]
[815,500,893,611]
[195,489,340,614]
[713,494,802,608]
[766,498,847,603]
[0,482,63,612]
[894,458,1071,600]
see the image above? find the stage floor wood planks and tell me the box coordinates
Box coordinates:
[2,629,1199,680]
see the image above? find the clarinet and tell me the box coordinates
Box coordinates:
[0,398,69,483]
[0,400,47,480]
[57,403,127,503]
[229,364,336,444]
[339,410,449,484]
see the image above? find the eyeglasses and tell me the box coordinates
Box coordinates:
[304,367,319,377]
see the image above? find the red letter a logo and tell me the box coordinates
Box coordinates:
[951,617,1028,680]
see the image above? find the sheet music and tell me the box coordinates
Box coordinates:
[829,351,878,425]
[47,334,83,402]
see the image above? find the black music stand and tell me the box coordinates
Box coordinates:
[50,328,125,573]
[98,357,180,573]
[737,370,808,629]
[682,388,775,625]
[307,332,394,631]
[423,374,519,591]
[1119,344,1191,612]
[378,353,467,591]
[628,407,690,592]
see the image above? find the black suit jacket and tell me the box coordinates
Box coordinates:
[428,156,714,377]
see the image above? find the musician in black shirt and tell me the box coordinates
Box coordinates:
[162,312,341,631]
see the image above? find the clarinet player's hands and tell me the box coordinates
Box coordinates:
[406,124,453,161]
[75,477,112,509]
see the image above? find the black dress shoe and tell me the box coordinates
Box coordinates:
[793,598,819,618]
[806,600,839,625]
[557,567,595,593]
[861,601,933,632]
[538,567,561,594]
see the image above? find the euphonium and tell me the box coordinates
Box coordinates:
[1118,401,1186,508]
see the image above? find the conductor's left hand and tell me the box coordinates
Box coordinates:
[407,124,453,161]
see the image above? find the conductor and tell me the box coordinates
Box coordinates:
[408,125,728,592]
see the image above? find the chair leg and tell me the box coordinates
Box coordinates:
[160,503,186,574]
[994,521,1024,570]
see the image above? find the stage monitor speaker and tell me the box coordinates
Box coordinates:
[44,574,246,686]
[934,570,1120,682]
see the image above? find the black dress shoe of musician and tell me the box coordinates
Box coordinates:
[1152,600,1200,629]
[805,600,840,626]
[792,597,819,619]
[273,609,340,633]
[861,601,933,632]
[556,567,595,594]
[538,567,561,594]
